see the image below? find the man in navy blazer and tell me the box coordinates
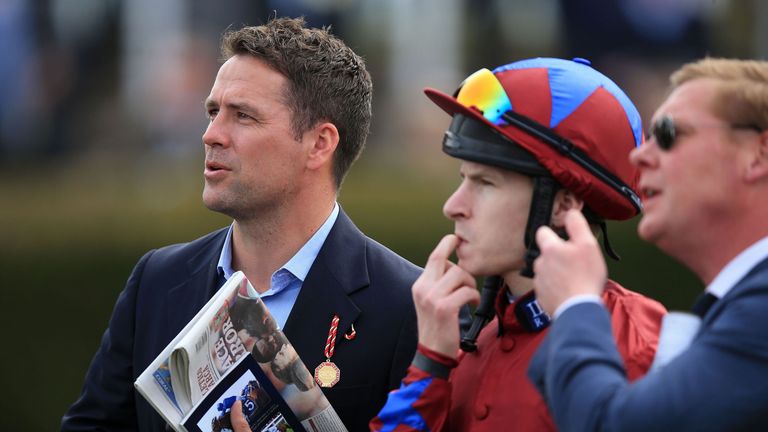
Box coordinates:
[528,57,768,431]
[62,18,422,432]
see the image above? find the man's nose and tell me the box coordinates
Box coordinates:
[443,185,469,220]
[203,115,230,148]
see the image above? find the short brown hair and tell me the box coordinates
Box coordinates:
[671,57,768,131]
[221,17,372,188]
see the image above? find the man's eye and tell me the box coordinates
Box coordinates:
[207,109,218,120]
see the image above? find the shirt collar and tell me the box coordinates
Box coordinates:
[217,224,236,280]
[217,203,340,282]
[706,235,768,299]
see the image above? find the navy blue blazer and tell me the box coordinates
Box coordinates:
[528,257,768,432]
[62,209,421,432]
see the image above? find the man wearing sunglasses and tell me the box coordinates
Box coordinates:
[370,58,666,431]
[529,58,768,430]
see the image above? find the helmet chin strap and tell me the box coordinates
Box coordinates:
[520,176,560,278]
[460,275,502,352]
[583,208,622,261]
[519,179,622,279]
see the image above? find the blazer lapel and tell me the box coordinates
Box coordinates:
[704,255,768,324]
[283,209,368,367]
[165,215,370,368]
[166,228,228,336]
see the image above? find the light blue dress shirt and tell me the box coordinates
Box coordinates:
[216,203,339,329]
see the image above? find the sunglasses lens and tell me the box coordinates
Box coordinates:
[653,116,675,150]
[455,68,512,125]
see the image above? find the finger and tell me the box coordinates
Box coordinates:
[413,261,475,307]
[443,260,465,276]
[452,285,481,307]
[427,285,481,319]
[532,253,547,277]
[230,400,250,431]
[535,225,561,251]
[435,263,477,297]
[564,209,595,244]
[423,235,458,279]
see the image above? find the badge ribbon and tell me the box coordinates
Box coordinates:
[315,314,342,387]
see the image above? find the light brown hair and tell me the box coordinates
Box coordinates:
[671,57,768,131]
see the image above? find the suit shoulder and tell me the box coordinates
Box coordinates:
[363,236,422,287]
[136,228,227,280]
[145,228,226,265]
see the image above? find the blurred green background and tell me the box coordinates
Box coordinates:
[2,0,765,430]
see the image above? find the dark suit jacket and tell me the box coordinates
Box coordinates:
[528,256,768,432]
[62,209,421,432]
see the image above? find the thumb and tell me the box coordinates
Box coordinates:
[564,210,593,244]
[535,225,562,251]
[230,400,251,431]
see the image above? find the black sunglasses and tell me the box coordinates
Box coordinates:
[651,115,763,151]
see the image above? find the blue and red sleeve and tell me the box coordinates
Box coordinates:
[370,345,458,432]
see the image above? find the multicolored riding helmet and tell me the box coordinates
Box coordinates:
[425,57,643,220]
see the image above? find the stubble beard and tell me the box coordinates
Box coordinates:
[203,180,293,225]
[204,180,257,221]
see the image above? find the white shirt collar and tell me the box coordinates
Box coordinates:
[706,235,768,299]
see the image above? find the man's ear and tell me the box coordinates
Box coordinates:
[305,121,339,171]
[550,189,584,229]
[745,130,768,183]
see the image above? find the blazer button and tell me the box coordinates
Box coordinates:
[501,336,516,352]
[474,402,489,419]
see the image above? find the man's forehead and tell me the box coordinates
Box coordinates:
[209,55,286,95]
[651,79,719,124]
[459,160,503,175]
[459,161,530,183]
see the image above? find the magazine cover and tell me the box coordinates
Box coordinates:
[182,354,304,432]
[134,271,347,432]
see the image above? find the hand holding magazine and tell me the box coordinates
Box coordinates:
[135,271,348,432]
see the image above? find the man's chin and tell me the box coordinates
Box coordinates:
[636,216,661,243]
[202,189,218,209]
[457,259,516,281]
[455,259,482,277]
[202,200,227,214]
[455,257,469,269]
[203,193,236,216]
